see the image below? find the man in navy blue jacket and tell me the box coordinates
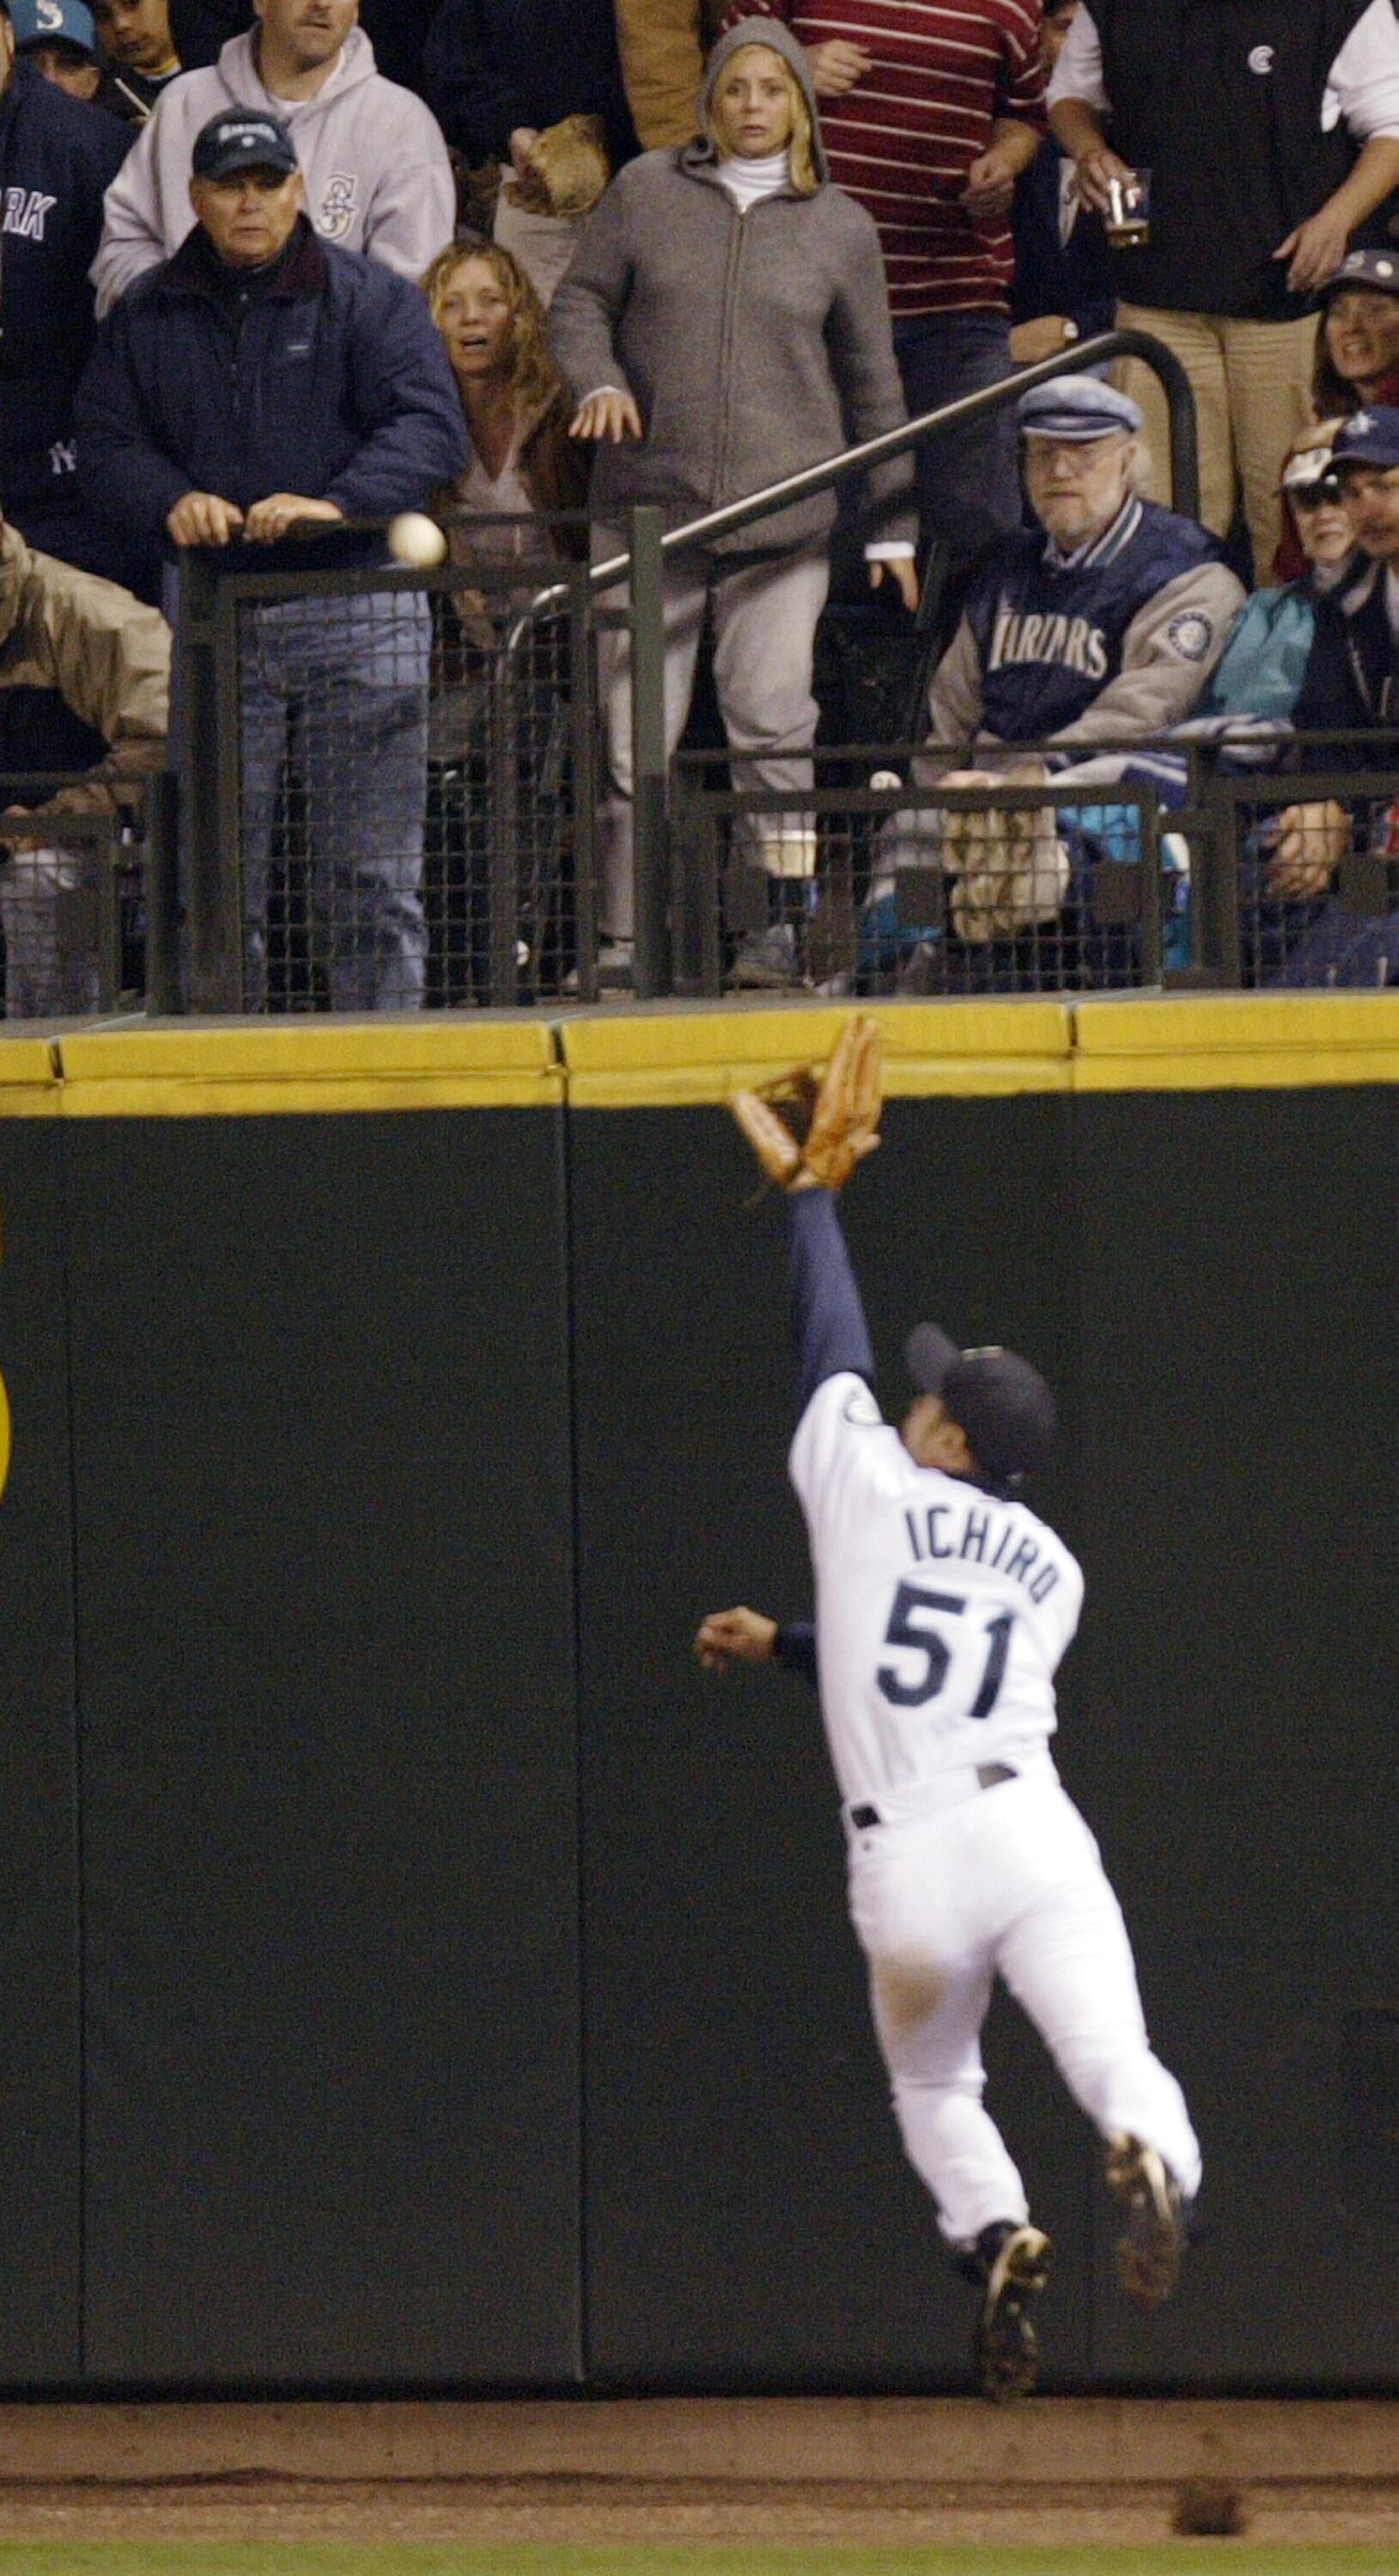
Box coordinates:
[76,106,466,1008]
[1262,404,1399,986]
[0,11,136,587]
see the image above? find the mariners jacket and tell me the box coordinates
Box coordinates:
[75,218,467,565]
[421,0,636,171]
[927,496,1245,749]
[0,62,127,520]
[92,26,454,318]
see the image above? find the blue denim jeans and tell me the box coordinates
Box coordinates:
[168,564,431,1012]
[237,592,430,1011]
[892,309,1021,575]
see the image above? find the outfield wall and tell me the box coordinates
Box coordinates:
[0,998,1395,2393]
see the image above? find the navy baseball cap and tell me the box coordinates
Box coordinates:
[904,1323,1057,1483]
[192,108,298,181]
[1318,246,1399,304]
[1019,376,1142,442]
[10,0,96,50]
[1332,407,1399,471]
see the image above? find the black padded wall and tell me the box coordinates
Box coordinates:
[1071,1087,1399,2385]
[0,1124,81,2381]
[64,1109,581,2386]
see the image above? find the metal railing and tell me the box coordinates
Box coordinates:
[175,534,598,1013]
[505,327,1201,999]
[0,772,168,1023]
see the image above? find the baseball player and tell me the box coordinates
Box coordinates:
[707,1018,1201,2399]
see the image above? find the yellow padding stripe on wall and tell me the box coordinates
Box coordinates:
[0,1036,61,1115]
[52,1019,563,1115]
[0,992,1394,1111]
[1072,991,1399,1091]
[562,999,1073,1105]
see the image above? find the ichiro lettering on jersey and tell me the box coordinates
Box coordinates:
[789,1373,1084,1816]
[966,496,1224,741]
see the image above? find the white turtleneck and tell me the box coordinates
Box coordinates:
[716,149,792,213]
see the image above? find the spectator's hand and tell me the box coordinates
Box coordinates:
[1275,205,1353,295]
[806,38,871,95]
[569,390,642,442]
[1072,144,1135,215]
[1009,314,1078,365]
[508,125,540,178]
[243,495,346,544]
[1268,799,1351,897]
[868,556,920,612]
[166,491,244,548]
[0,800,52,854]
[962,147,1018,222]
[693,1607,779,1673]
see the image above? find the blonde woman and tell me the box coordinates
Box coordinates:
[421,239,590,1002]
[423,239,590,565]
[549,17,915,984]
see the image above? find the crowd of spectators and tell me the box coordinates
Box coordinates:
[0,0,1397,1010]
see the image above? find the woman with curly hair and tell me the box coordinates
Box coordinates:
[420,239,591,1001]
[423,237,590,562]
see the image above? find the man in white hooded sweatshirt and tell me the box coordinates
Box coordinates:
[91,0,453,317]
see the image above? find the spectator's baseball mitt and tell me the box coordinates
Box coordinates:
[507,115,611,219]
[940,761,1070,944]
[731,1014,882,1191]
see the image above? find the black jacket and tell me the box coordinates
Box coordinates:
[1082,0,1372,318]
[0,62,127,518]
[75,218,467,563]
[421,0,636,171]
[1293,556,1399,744]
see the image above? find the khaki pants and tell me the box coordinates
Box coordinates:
[595,538,830,941]
[1113,301,1318,584]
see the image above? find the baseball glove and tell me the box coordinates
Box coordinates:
[939,761,1070,945]
[506,115,611,219]
[730,1013,882,1192]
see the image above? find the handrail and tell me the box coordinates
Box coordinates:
[506,326,1198,646]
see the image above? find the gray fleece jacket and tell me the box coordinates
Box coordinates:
[546,17,912,555]
[92,28,454,320]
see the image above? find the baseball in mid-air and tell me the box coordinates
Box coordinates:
[386,512,447,568]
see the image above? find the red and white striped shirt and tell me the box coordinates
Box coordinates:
[718,0,1047,316]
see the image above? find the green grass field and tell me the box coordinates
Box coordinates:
[0,2548,1393,2576]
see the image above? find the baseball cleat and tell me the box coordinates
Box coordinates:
[971,2221,1053,2401]
[1104,2133,1185,2306]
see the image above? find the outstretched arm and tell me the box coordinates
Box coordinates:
[728,1015,883,1419]
[787,1189,875,1418]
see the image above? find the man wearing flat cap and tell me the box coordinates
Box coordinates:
[75,104,466,1007]
[922,378,1244,752]
[862,376,1244,975]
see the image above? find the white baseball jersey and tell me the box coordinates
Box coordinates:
[789,1371,1085,1817]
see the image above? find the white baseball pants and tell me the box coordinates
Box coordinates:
[846,1757,1201,2249]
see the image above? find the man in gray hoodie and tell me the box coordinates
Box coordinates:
[91,0,453,316]
[548,15,914,982]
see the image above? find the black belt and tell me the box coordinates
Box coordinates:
[851,1765,1018,1830]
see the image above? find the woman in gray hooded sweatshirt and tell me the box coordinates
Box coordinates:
[548,16,915,985]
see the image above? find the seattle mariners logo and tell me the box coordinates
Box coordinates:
[1167,612,1213,663]
[319,171,357,241]
[1247,44,1274,74]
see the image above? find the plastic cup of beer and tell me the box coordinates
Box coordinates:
[1105,168,1150,249]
